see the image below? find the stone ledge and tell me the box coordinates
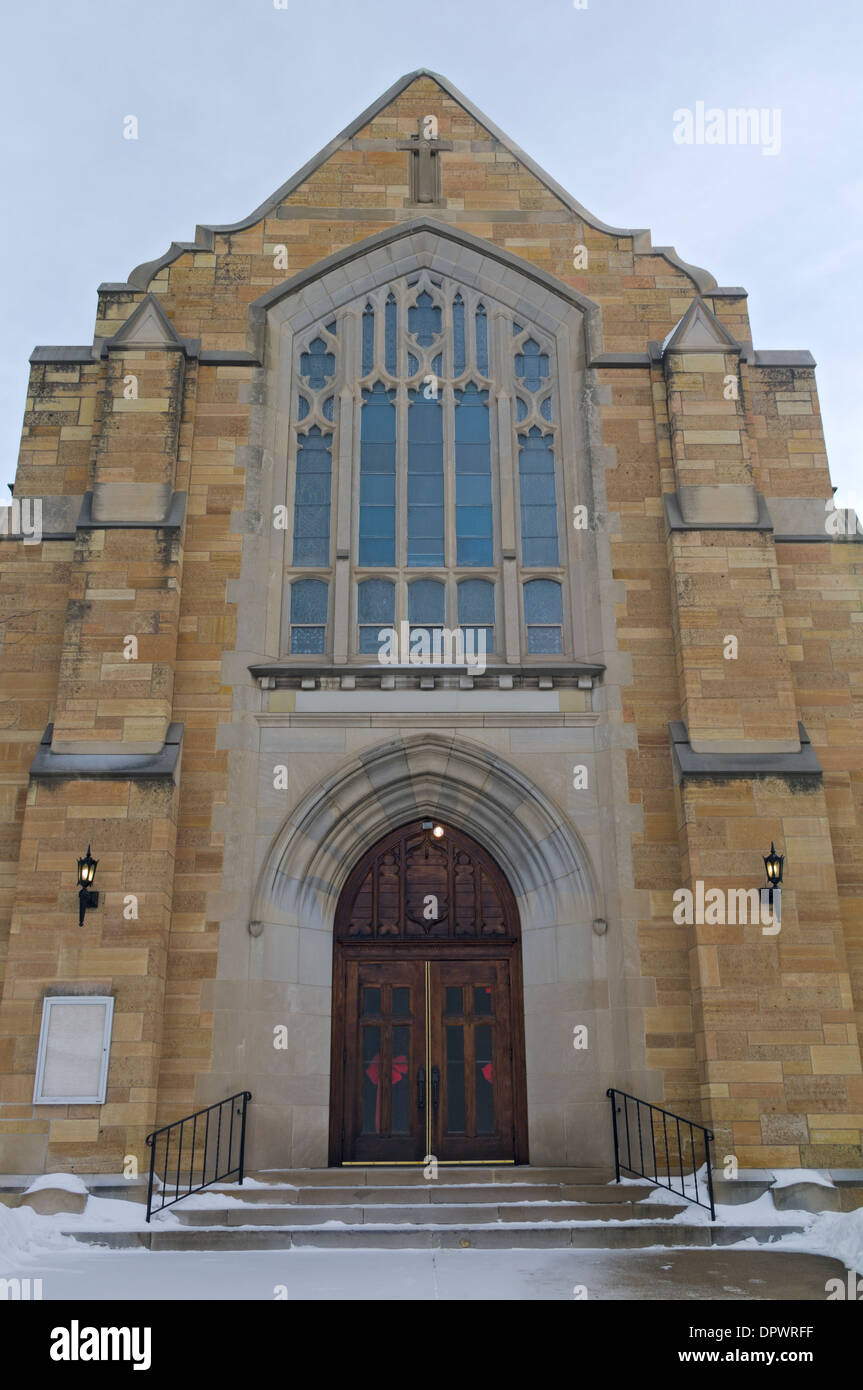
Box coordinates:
[29,345,96,363]
[31,343,261,367]
[29,722,184,780]
[249,661,605,691]
[76,491,187,531]
[664,490,773,533]
[751,349,816,368]
[590,352,651,368]
[669,721,822,780]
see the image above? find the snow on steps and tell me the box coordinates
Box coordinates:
[63,1167,808,1252]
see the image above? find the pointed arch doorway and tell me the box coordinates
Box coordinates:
[329,819,528,1166]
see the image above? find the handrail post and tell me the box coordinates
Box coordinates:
[238,1091,250,1187]
[606,1088,620,1183]
[145,1133,157,1224]
[704,1127,716,1221]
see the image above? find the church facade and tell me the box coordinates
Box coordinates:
[0,71,860,1179]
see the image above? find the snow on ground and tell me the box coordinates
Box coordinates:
[1,1167,861,1299]
[23,1172,88,1196]
[770,1206,863,1277]
[769,1168,835,1188]
[668,1192,812,1227]
[0,1244,850,1301]
[0,1201,77,1263]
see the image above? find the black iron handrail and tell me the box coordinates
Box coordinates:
[145,1091,252,1222]
[606,1087,716,1220]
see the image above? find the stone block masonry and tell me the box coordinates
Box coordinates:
[0,70,859,1174]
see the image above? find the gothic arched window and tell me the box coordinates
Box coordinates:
[285,273,568,662]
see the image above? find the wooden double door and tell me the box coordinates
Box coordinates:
[330,819,528,1166]
[335,951,523,1164]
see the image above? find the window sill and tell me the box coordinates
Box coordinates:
[249,660,604,691]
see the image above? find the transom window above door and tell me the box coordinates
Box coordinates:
[284,272,569,661]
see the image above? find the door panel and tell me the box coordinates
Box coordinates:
[343,960,426,1162]
[429,960,515,1162]
[341,955,518,1164]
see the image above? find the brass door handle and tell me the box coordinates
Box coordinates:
[431,1066,440,1112]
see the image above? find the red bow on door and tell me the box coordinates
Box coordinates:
[365,1054,408,1132]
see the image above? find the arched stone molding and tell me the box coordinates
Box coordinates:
[251,730,601,935]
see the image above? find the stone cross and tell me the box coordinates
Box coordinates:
[397,119,453,204]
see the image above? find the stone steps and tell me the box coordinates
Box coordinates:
[174,1200,685,1226]
[69,1222,806,1251]
[242,1166,613,1186]
[201,1182,657,1205]
[62,1167,807,1251]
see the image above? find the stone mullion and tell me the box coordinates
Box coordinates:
[464,287,478,384]
[332,309,356,663]
[490,311,519,663]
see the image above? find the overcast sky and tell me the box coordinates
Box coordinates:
[2,0,860,502]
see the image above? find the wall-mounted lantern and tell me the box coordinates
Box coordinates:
[762,842,784,924]
[77,845,99,927]
[763,842,784,888]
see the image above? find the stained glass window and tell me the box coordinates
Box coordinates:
[453,293,465,376]
[524,579,563,654]
[299,337,335,390]
[362,304,374,375]
[455,383,493,566]
[289,274,567,662]
[290,578,328,654]
[408,578,445,642]
[292,427,332,567]
[358,578,395,655]
[409,290,442,346]
[515,338,549,392]
[518,428,559,567]
[476,305,488,376]
[359,382,396,566]
[458,578,494,653]
[407,390,444,566]
[385,293,398,376]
